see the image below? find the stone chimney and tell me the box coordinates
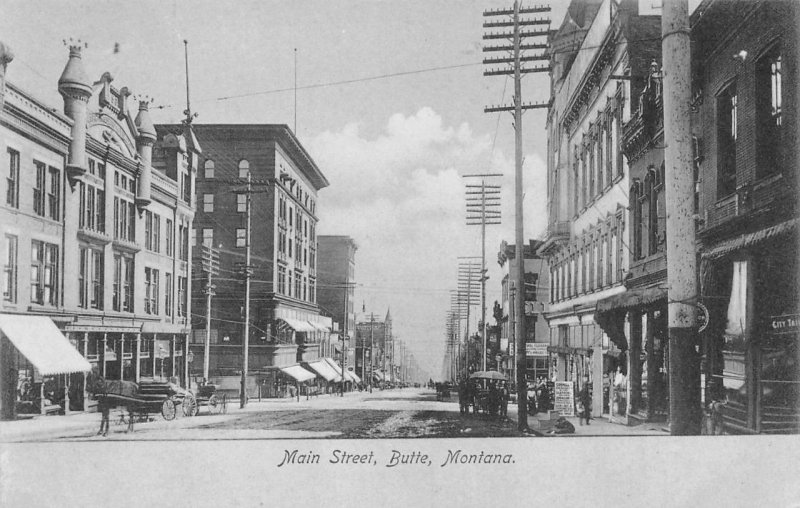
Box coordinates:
[0,42,14,110]
[58,43,92,179]
[134,99,156,207]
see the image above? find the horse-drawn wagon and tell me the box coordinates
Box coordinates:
[187,383,228,416]
[87,375,185,435]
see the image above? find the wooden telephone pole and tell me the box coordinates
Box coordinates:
[483,0,550,431]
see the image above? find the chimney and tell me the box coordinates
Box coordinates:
[0,42,14,110]
[134,99,156,208]
[58,43,92,180]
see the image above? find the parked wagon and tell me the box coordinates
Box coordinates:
[190,383,228,415]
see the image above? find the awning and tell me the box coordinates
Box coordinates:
[306,360,341,382]
[701,217,798,260]
[307,322,330,332]
[345,370,361,384]
[372,371,385,381]
[280,364,316,383]
[594,287,667,351]
[0,314,91,375]
[279,318,316,333]
[322,358,360,383]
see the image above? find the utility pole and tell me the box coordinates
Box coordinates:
[463,174,502,371]
[240,173,253,408]
[483,0,550,431]
[457,258,481,374]
[197,244,219,382]
[662,0,700,435]
[370,312,375,393]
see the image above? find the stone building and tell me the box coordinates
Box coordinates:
[1,43,196,418]
[317,235,358,361]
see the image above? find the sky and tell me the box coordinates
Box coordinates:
[1,0,682,380]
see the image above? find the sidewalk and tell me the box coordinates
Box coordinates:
[536,415,669,437]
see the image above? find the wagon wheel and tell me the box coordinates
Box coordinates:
[182,394,198,417]
[207,394,221,414]
[161,399,176,421]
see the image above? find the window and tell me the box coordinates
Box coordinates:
[31,240,58,306]
[202,228,214,247]
[79,247,104,309]
[278,266,286,295]
[605,115,614,186]
[177,276,187,318]
[179,225,189,261]
[204,159,215,179]
[3,235,17,303]
[114,197,136,242]
[79,182,105,232]
[144,267,159,315]
[757,46,783,178]
[113,252,134,312]
[717,83,737,198]
[181,170,191,204]
[33,161,46,216]
[203,193,214,212]
[580,151,587,208]
[47,166,60,220]
[649,164,666,256]
[294,271,301,299]
[237,194,247,213]
[238,159,250,178]
[164,273,173,317]
[165,219,174,256]
[152,213,160,252]
[236,228,246,248]
[309,277,316,303]
[6,148,19,208]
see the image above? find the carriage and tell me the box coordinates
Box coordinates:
[93,380,183,427]
[180,383,228,416]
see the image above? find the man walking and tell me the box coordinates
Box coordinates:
[578,376,592,425]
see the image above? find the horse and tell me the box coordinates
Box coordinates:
[86,370,140,436]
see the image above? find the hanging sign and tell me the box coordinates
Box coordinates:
[526,343,548,357]
[554,381,575,417]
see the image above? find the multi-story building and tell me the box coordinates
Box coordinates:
[692,0,798,434]
[1,43,196,419]
[355,309,392,385]
[174,124,331,396]
[538,0,661,419]
[496,240,550,384]
[317,235,357,362]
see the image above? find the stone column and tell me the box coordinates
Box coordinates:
[101,334,108,377]
[134,333,141,383]
[119,334,125,380]
[82,332,89,412]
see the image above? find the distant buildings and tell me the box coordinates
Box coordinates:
[1,43,196,418]
[317,235,358,361]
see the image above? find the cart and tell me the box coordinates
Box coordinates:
[192,383,228,415]
[98,381,181,426]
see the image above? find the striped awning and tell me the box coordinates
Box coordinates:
[701,218,798,260]
[279,318,316,333]
[0,314,91,375]
[306,360,341,382]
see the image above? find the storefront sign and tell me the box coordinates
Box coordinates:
[769,314,799,334]
[526,342,548,357]
[554,381,575,417]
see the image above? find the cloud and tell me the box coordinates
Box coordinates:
[308,107,548,378]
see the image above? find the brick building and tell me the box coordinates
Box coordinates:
[317,235,357,367]
[692,0,799,434]
[174,124,332,396]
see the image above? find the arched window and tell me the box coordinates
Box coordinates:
[203,159,215,179]
[238,159,250,178]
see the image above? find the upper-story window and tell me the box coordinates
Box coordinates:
[6,148,20,208]
[145,211,161,252]
[648,164,666,256]
[202,228,214,247]
[238,159,250,178]
[33,161,46,216]
[33,163,59,220]
[236,228,246,248]
[114,197,136,242]
[79,181,105,233]
[4,234,18,303]
[31,240,59,306]
[165,219,174,257]
[204,159,215,179]
[237,194,247,213]
[203,193,214,212]
[756,45,783,179]
[717,82,737,198]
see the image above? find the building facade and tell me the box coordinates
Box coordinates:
[538,0,661,419]
[176,124,331,395]
[355,310,392,385]
[317,235,357,362]
[1,43,196,418]
[692,0,799,434]
[496,240,551,384]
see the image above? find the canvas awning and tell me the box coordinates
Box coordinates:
[307,322,330,332]
[0,314,91,375]
[701,217,797,261]
[279,318,316,333]
[594,287,667,351]
[280,364,316,383]
[306,360,341,382]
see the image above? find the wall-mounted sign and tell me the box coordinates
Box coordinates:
[526,342,548,357]
[697,302,709,333]
[554,381,575,417]
[769,314,799,334]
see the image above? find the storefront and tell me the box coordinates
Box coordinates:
[595,287,669,424]
[0,314,91,420]
[701,219,799,434]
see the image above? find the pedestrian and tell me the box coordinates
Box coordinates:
[578,376,592,425]
[488,382,499,416]
[458,378,468,415]
[499,381,509,417]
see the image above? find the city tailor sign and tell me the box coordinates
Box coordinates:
[525,343,548,357]
[769,314,799,334]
